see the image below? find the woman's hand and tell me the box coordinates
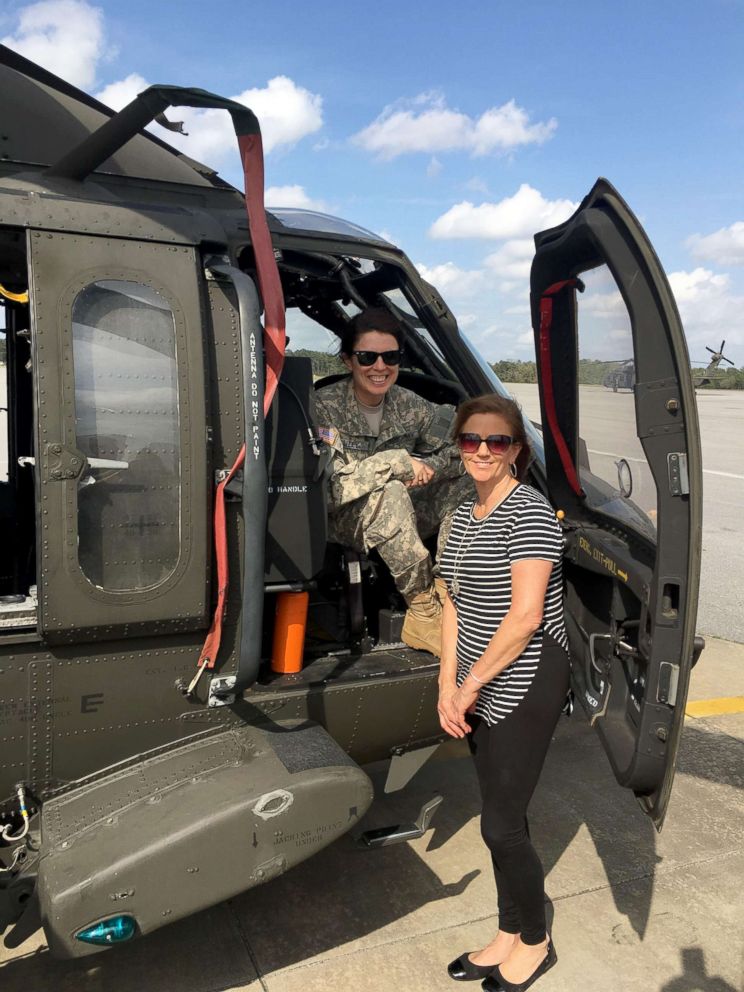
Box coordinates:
[438,679,479,738]
[406,455,435,488]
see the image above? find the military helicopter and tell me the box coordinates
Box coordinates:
[691,340,736,387]
[602,358,636,392]
[0,44,703,959]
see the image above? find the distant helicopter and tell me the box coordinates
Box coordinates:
[691,340,735,387]
[0,44,702,960]
[602,358,636,392]
[601,339,736,392]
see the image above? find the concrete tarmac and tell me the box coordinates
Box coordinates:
[506,383,744,644]
[1,637,742,992]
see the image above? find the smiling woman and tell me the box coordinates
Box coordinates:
[312,306,474,655]
[439,393,568,992]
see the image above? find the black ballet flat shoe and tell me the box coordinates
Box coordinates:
[447,952,498,981]
[482,940,557,992]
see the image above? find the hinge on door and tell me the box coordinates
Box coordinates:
[667,453,689,495]
[44,443,85,482]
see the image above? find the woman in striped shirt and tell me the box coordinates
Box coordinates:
[438,394,569,992]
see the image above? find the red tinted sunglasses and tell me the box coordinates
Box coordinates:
[457,432,514,455]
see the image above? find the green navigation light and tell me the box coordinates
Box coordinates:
[75,915,137,946]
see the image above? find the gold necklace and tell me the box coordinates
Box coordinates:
[450,479,516,597]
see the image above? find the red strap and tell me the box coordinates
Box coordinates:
[538,280,583,497]
[193,129,286,682]
[238,132,285,414]
[195,444,245,672]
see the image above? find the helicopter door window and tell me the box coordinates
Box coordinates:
[71,280,181,591]
[576,265,658,538]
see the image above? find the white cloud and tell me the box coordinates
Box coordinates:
[352,93,556,160]
[238,76,323,153]
[430,184,577,239]
[426,156,443,177]
[668,266,729,303]
[415,261,484,297]
[265,185,328,211]
[95,71,323,165]
[686,222,744,267]
[164,76,323,163]
[465,176,490,195]
[95,73,147,111]
[484,238,535,279]
[465,322,535,359]
[8,0,324,167]
[579,289,625,316]
[2,0,108,89]
[456,313,477,329]
[668,267,744,359]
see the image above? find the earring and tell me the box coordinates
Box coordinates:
[458,458,466,475]
[509,462,518,479]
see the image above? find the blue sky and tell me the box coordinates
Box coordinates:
[3,0,744,364]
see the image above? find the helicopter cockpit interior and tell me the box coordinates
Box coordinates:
[239,233,471,684]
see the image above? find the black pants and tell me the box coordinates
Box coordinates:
[468,632,570,945]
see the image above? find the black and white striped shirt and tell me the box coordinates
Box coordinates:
[439,484,568,726]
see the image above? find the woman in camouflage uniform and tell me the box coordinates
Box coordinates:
[313,307,473,655]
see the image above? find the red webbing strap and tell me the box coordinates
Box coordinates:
[238,131,285,415]
[538,280,583,497]
[190,127,286,693]
[188,444,245,692]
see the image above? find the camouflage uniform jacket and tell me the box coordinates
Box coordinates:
[313,376,458,510]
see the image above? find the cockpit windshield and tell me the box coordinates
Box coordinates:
[268,209,392,244]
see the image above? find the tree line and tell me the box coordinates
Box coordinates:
[490,358,744,389]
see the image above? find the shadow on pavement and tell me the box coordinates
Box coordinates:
[659,947,740,992]
[675,724,744,790]
[1,714,740,991]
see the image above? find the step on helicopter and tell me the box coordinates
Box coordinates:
[0,45,703,958]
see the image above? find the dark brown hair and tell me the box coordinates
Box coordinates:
[339,307,405,356]
[453,393,532,481]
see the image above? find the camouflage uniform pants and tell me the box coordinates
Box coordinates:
[328,462,474,600]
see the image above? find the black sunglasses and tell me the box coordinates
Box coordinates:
[457,432,515,455]
[352,349,402,367]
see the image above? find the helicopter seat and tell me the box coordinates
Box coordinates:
[264,357,329,587]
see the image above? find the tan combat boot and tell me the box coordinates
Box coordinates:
[434,577,449,607]
[401,584,442,656]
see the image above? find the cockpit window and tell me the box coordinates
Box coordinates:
[269,209,391,244]
[380,288,451,371]
[71,280,181,591]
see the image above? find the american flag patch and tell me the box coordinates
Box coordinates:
[317,426,338,446]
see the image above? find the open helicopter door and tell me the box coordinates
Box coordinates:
[530,179,703,829]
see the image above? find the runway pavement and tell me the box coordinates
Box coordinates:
[507,382,744,644]
[1,637,741,992]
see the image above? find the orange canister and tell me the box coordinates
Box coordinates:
[271,591,309,673]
